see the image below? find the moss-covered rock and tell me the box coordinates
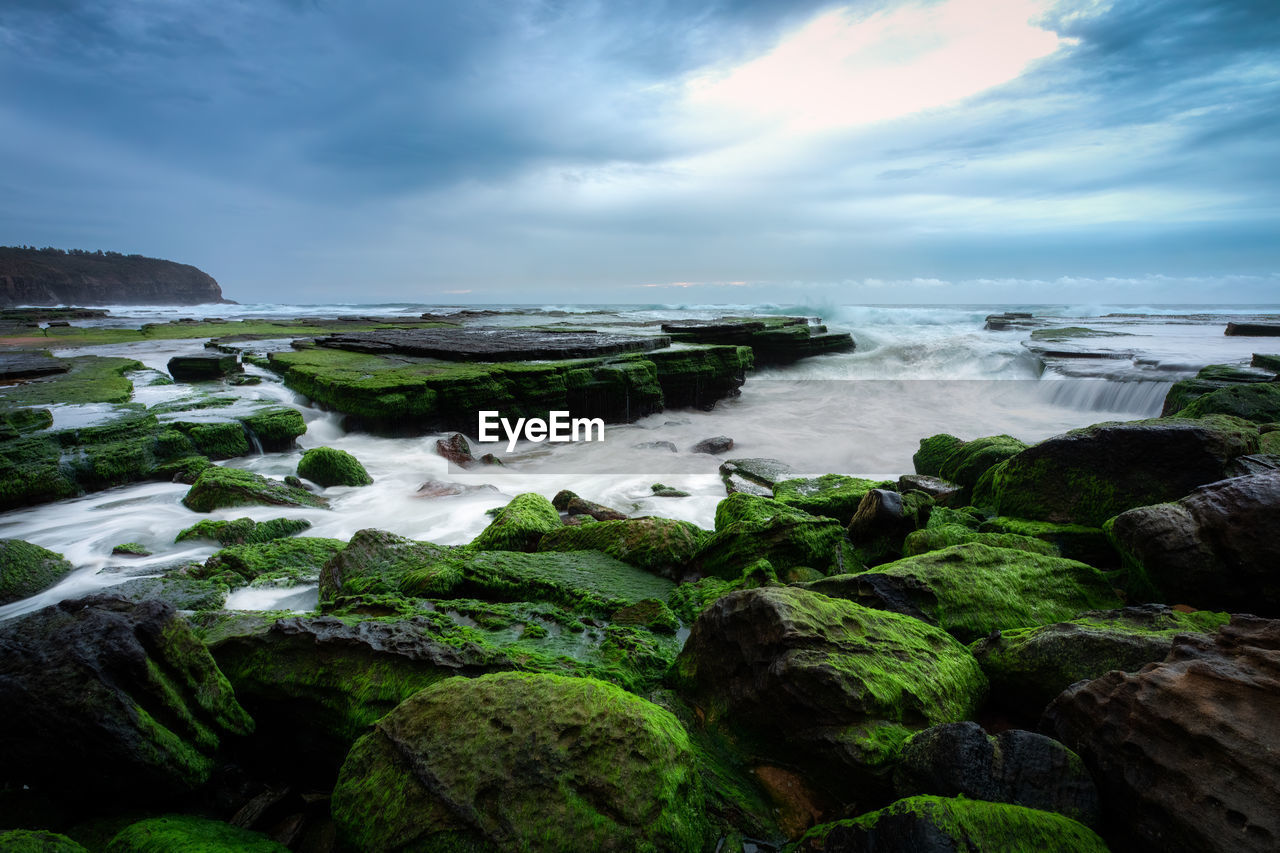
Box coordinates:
[982,415,1258,526]
[0,407,53,440]
[181,466,329,512]
[471,492,562,552]
[0,830,88,852]
[175,516,312,546]
[296,445,372,487]
[318,528,452,603]
[970,605,1229,715]
[772,474,887,521]
[847,488,934,567]
[0,355,141,407]
[167,419,249,459]
[1173,382,1280,423]
[673,585,987,799]
[1162,363,1278,416]
[913,434,965,478]
[807,544,1122,643]
[538,516,709,579]
[237,406,306,452]
[937,434,1028,490]
[109,574,229,611]
[668,559,777,622]
[694,493,854,579]
[978,516,1116,567]
[793,795,1109,852]
[902,523,1058,557]
[0,538,74,604]
[331,672,708,852]
[105,815,287,852]
[194,537,346,589]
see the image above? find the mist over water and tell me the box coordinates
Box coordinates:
[2,302,1275,618]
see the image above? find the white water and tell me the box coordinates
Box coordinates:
[2,302,1276,619]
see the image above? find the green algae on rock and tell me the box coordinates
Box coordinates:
[471,492,561,551]
[902,523,1058,557]
[0,538,75,604]
[296,445,372,487]
[194,537,346,589]
[0,829,89,852]
[793,795,1109,852]
[175,516,312,546]
[1173,382,1280,423]
[0,355,141,407]
[538,516,709,578]
[105,815,288,853]
[971,605,1229,714]
[694,493,854,579]
[772,474,888,521]
[331,672,708,853]
[181,466,329,512]
[807,543,1122,643]
[977,516,1116,566]
[238,406,306,452]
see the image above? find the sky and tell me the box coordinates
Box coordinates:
[1,0,1277,305]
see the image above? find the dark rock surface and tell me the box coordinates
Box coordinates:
[434,432,474,466]
[167,354,242,382]
[894,722,1100,826]
[0,595,252,801]
[0,351,70,380]
[318,327,667,360]
[1045,616,1280,853]
[1225,321,1280,336]
[692,435,734,454]
[1108,470,1280,613]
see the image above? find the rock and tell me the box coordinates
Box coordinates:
[971,605,1229,715]
[193,537,346,590]
[912,433,965,477]
[633,439,678,452]
[167,353,242,382]
[538,517,709,579]
[0,352,69,381]
[847,488,933,565]
[319,327,667,360]
[1046,616,1280,853]
[650,482,691,497]
[806,544,1122,643]
[331,673,706,852]
[672,586,987,799]
[718,457,794,491]
[318,528,450,604]
[937,435,1028,492]
[471,492,562,551]
[0,595,252,801]
[551,489,627,521]
[793,795,1108,852]
[1225,321,1280,336]
[109,574,229,610]
[977,516,1116,567]
[661,316,855,365]
[691,435,734,454]
[435,432,473,466]
[693,493,854,579]
[0,406,53,440]
[902,523,1057,558]
[182,466,329,512]
[0,830,87,852]
[0,538,74,604]
[894,722,1100,827]
[175,516,312,546]
[1175,383,1280,423]
[1227,453,1280,476]
[1161,363,1276,415]
[106,815,288,852]
[898,474,962,505]
[982,415,1258,526]
[414,478,497,498]
[1106,470,1280,613]
[238,406,306,452]
[610,598,680,633]
[296,446,373,487]
[478,452,503,465]
[1254,353,1280,372]
[111,542,151,556]
[774,474,887,521]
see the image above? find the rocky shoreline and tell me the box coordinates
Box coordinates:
[0,311,1277,851]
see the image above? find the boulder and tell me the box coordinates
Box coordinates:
[106,815,287,852]
[894,722,1100,827]
[693,493,854,579]
[937,435,1028,490]
[1107,470,1280,613]
[435,432,473,466]
[1175,383,1280,423]
[846,488,933,566]
[238,407,306,452]
[331,672,707,852]
[0,595,252,801]
[978,516,1116,567]
[0,538,74,604]
[691,435,734,454]
[182,466,329,513]
[718,457,794,493]
[538,516,709,579]
[650,482,690,497]
[109,575,229,610]
[1046,616,1280,853]
[897,474,962,505]
[193,537,346,590]
[806,544,1121,643]
[912,434,966,477]
[1225,322,1280,336]
[174,516,312,546]
[1161,363,1276,415]
[902,523,1057,558]
[296,446,372,487]
[167,353,241,382]
[551,489,627,521]
[673,586,987,798]
[793,796,1108,853]
[471,492,562,551]
[773,474,887,521]
[971,605,1229,715]
[982,415,1257,526]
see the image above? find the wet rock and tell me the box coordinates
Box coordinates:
[0,406,52,440]
[633,439,678,452]
[691,435,734,454]
[0,352,69,381]
[807,543,1121,643]
[718,457,795,492]
[977,516,1116,567]
[936,435,1027,493]
[167,353,242,382]
[434,432,473,466]
[414,478,498,498]
[894,722,1100,827]
[0,830,87,852]
[1225,321,1280,336]
[846,488,933,566]
[1226,453,1280,476]
[1045,616,1280,853]
[650,482,691,497]
[774,474,887,521]
[110,542,151,556]
[550,489,626,520]
[1161,363,1276,415]
[238,406,306,452]
[1253,353,1280,372]
[898,474,962,505]
[331,672,707,852]
[673,586,987,800]
[0,595,253,801]
[539,516,708,579]
[983,415,1258,526]
[1175,383,1280,423]
[793,796,1108,852]
[296,446,372,487]
[971,604,1229,715]
[0,538,74,605]
[175,516,312,546]
[109,575,230,611]
[984,312,1041,331]
[471,492,562,551]
[694,493,854,578]
[913,434,965,477]
[318,327,667,360]
[902,523,1056,558]
[182,466,329,512]
[1107,470,1280,613]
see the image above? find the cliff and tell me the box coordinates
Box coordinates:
[0,247,231,306]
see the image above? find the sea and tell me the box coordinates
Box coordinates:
[2,301,1277,620]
